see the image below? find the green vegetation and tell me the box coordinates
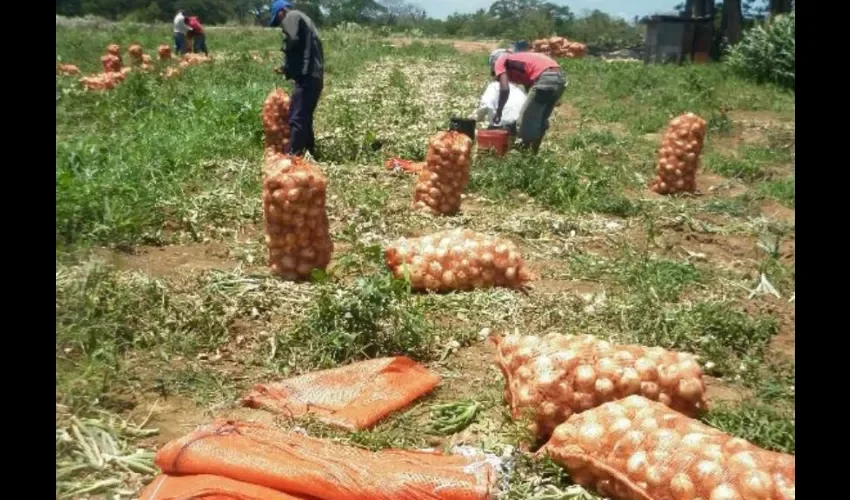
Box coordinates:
[56,20,794,500]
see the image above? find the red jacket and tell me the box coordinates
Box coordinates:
[187,17,204,35]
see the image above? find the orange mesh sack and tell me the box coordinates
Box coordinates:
[650,113,707,195]
[494,333,707,439]
[101,54,122,73]
[262,89,291,156]
[129,43,144,65]
[243,356,440,430]
[413,131,472,215]
[107,43,121,58]
[155,420,496,500]
[139,474,308,500]
[263,156,333,280]
[541,396,795,500]
[158,44,172,60]
[385,229,531,292]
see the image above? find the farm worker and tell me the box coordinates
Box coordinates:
[186,16,208,55]
[473,80,527,136]
[489,49,567,152]
[173,10,189,55]
[270,0,325,158]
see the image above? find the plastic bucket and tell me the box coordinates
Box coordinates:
[449,117,477,142]
[477,129,510,156]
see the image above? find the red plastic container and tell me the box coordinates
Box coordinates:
[476,129,510,156]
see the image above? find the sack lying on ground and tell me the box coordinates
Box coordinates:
[154,420,496,500]
[385,229,531,292]
[139,474,307,500]
[650,113,706,195]
[494,333,707,438]
[262,88,291,156]
[243,356,440,430]
[413,131,472,215]
[385,157,425,174]
[541,396,795,500]
[263,155,333,280]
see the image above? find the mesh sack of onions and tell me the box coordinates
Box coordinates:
[128,44,144,65]
[493,333,707,439]
[158,45,172,60]
[385,229,530,292]
[413,131,472,215]
[262,88,292,156]
[101,54,122,73]
[650,113,707,195]
[57,63,81,76]
[263,155,333,280]
[541,396,795,500]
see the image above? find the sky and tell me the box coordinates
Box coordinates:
[423,0,679,21]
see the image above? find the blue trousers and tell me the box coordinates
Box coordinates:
[192,34,208,55]
[174,32,186,55]
[288,77,324,157]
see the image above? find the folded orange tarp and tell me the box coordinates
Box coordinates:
[243,356,440,430]
[138,474,311,500]
[385,158,425,173]
[155,420,494,500]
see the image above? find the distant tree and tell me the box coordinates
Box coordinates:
[720,0,744,43]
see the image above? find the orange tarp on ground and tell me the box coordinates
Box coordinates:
[243,357,440,430]
[138,474,311,500]
[154,420,495,500]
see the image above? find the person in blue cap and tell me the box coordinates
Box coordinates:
[270,0,325,158]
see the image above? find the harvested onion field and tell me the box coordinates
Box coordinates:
[56,22,794,500]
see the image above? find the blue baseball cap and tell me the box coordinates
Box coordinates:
[269,0,293,26]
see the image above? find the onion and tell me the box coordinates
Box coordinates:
[739,470,774,500]
[572,392,596,411]
[596,357,622,379]
[577,421,605,450]
[645,465,670,487]
[710,484,743,500]
[658,364,682,389]
[723,437,750,454]
[634,357,658,381]
[640,381,660,400]
[617,368,642,395]
[595,378,615,399]
[728,451,758,471]
[678,377,704,401]
[626,451,649,480]
[574,365,597,390]
[694,460,724,489]
[608,417,633,438]
[670,473,696,500]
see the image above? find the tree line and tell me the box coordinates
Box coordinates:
[56,0,793,53]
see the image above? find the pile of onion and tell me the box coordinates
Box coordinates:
[542,396,795,500]
[261,88,291,156]
[263,155,333,280]
[650,113,707,195]
[57,63,81,76]
[162,67,182,79]
[101,54,122,73]
[158,45,172,60]
[532,37,588,59]
[385,229,531,292]
[128,44,144,65]
[493,333,707,438]
[413,131,472,215]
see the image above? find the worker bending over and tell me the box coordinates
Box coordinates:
[489,49,567,152]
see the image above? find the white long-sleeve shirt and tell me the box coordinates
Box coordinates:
[474,82,527,125]
[174,13,188,34]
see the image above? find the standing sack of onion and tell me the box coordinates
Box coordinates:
[100,54,122,73]
[128,44,144,65]
[542,396,795,500]
[158,45,172,60]
[385,229,531,292]
[263,156,333,280]
[413,131,472,215]
[493,333,707,439]
[650,113,707,195]
[262,89,292,156]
